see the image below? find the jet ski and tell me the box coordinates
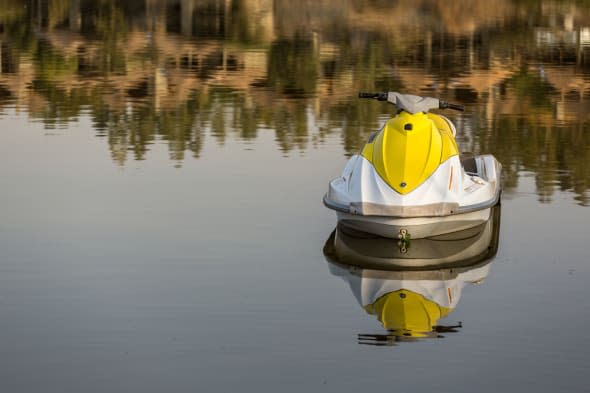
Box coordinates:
[323,204,500,342]
[323,92,502,239]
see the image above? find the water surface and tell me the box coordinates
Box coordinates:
[0,1,589,392]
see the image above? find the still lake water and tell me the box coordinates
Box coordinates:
[0,1,589,392]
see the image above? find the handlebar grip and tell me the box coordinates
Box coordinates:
[358,92,378,98]
[447,103,465,112]
[358,92,388,101]
[439,100,465,112]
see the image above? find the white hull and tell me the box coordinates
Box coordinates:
[324,154,501,239]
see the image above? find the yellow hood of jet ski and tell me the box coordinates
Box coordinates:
[361,112,459,194]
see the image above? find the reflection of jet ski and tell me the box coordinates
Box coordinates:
[323,92,501,239]
[324,205,501,344]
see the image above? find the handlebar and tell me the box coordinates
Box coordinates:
[439,100,465,112]
[359,92,464,112]
[358,92,388,101]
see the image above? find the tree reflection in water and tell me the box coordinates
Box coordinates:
[0,0,588,204]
